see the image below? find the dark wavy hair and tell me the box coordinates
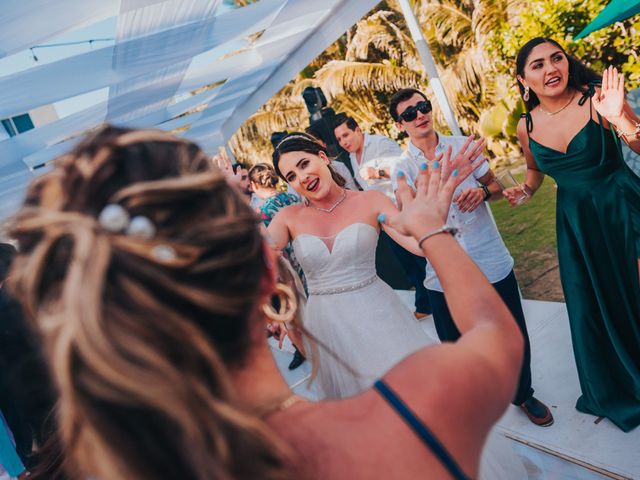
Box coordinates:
[389,88,429,122]
[272,132,346,187]
[333,113,358,131]
[516,37,601,111]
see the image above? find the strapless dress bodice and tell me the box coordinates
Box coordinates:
[292,223,378,295]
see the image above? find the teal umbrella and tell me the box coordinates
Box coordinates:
[575,0,640,38]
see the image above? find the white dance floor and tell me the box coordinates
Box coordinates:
[271,295,640,479]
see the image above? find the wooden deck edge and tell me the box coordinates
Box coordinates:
[503,432,632,480]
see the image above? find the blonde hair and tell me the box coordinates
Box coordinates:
[248,163,279,189]
[9,126,292,480]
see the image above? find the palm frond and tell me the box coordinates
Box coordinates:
[314,60,422,99]
[417,1,473,48]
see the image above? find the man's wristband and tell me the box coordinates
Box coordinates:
[481,185,491,201]
[417,224,458,250]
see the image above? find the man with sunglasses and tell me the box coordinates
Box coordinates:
[389,88,553,428]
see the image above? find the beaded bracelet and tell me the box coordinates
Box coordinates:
[613,120,640,139]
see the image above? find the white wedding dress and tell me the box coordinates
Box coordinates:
[292,222,526,479]
[292,222,434,399]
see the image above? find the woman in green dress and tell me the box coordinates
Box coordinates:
[504,37,640,432]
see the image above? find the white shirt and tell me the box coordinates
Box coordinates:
[350,133,403,199]
[331,160,359,191]
[391,133,514,292]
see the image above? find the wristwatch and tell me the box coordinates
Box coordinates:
[481,185,491,201]
[378,169,387,179]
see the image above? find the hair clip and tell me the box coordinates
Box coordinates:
[150,245,177,262]
[98,204,177,262]
[126,216,157,239]
[98,204,130,232]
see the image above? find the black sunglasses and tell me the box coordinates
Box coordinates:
[398,100,432,122]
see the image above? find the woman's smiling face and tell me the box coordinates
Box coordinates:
[279,150,333,200]
[519,42,570,97]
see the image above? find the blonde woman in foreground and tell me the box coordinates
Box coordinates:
[9,127,522,479]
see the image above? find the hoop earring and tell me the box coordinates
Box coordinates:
[523,86,530,102]
[262,283,298,323]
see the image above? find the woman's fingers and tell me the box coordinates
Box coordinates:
[467,138,487,164]
[414,160,432,196]
[395,171,416,205]
[602,66,610,91]
[618,71,625,94]
[377,212,407,236]
[427,156,443,197]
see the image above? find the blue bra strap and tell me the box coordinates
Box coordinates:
[373,380,470,480]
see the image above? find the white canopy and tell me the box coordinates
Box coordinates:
[0,0,380,220]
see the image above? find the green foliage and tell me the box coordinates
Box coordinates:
[229,0,640,167]
[490,0,640,88]
[491,173,562,300]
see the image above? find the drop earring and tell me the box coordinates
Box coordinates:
[523,86,530,102]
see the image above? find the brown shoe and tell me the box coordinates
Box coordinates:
[520,396,554,427]
[414,312,431,320]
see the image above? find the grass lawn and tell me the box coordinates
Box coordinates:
[491,173,564,301]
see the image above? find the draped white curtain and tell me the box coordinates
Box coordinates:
[0,0,380,220]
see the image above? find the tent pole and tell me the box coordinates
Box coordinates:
[396,0,462,135]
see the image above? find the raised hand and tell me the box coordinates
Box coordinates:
[593,66,625,122]
[212,151,242,184]
[381,136,486,239]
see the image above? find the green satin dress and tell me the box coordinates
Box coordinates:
[525,88,640,432]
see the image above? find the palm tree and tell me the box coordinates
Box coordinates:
[227,0,533,166]
[415,0,523,123]
[228,5,427,165]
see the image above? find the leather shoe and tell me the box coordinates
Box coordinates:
[288,349,306,370]
[520,396,554,427]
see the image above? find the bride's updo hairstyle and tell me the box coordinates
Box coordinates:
[8,126,291,480]
[272,132,346,188]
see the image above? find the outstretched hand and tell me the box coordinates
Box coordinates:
[593,66,625,122]
[379,136,486,239]
[212,151,243,184]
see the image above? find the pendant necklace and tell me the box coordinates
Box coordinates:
[310,189,347,213]
[539,90,576,116]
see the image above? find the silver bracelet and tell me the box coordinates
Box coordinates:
[417,224,458,249]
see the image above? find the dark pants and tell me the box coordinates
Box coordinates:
[427,270,534,405]
[382,232,432,314]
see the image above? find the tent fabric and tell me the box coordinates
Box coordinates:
[0,0,120,58]
[0,0,380,220]
[575,0,640,38]
[0,0,285,119]
[106,0,220,121]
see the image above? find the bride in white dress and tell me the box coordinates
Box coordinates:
[268,132,482,399]
[268,133,526,479]
[292,222,429,398]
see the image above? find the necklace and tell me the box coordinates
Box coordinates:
[258,393,306,418]
[538,90,576,116]
[309,189,347,213]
